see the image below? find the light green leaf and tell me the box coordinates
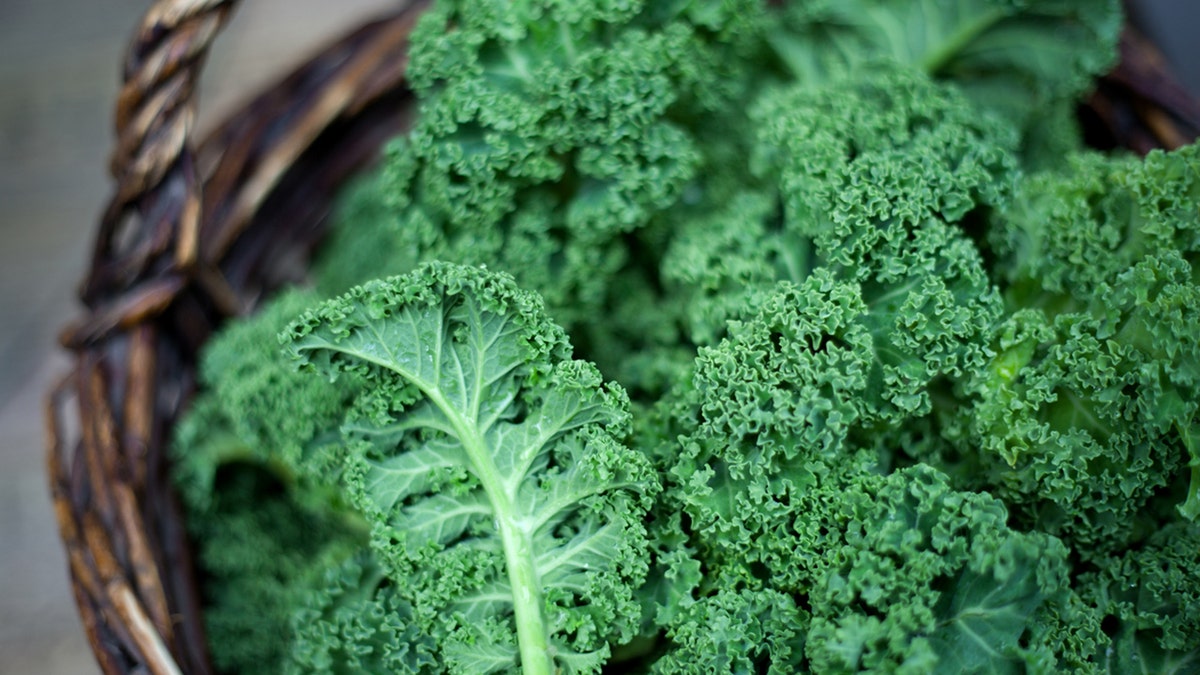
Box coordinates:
[284,262,657,675]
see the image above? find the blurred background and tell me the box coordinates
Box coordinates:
[0,1,1195,674]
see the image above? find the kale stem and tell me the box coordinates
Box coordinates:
[432,386,555,675]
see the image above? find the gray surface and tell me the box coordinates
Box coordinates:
[0,1,1196,674]
[1137,0,1200,96]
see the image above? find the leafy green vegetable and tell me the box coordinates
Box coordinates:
[170,0,1200,672]
[650,274,1072,671]
[765,0,1120,139]
[919,144,1200,554]
[280,262,658,674]
[287,551,439,674]
[314,0,761,334]
[1084,523,1200,674]
[170,291,369,674]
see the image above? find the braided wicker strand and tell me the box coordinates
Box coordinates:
[83,0,234,312]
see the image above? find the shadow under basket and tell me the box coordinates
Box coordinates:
[45,1,1200,673]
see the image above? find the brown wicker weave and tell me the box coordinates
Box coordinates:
[46,1,1199,673]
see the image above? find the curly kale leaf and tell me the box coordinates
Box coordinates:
[1021,522,1200,674]
[312,0,776,400]
[655,249,1004,597]
[992,146,1200,307]
[766,0,1120,136]
[287,550,440,674]
[651,586,808,674]
[313,0,763,330]
[925,144,1200,552]
[192,289,362,489]
[662,66,1011,351]
[171,401,365,675]
[751,65,1018,238]
[657,438,1071,672]
[649,273,1070,671]
[802,467,1070,674]
[933,306,1191,555]
[170,291,369,675]
[1086,523,1200,673]
[283,262,659,674]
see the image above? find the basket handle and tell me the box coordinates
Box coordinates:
[72,0,234,330]
[65,0,425,347]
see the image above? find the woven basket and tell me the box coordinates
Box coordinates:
[46,1,1200,673]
